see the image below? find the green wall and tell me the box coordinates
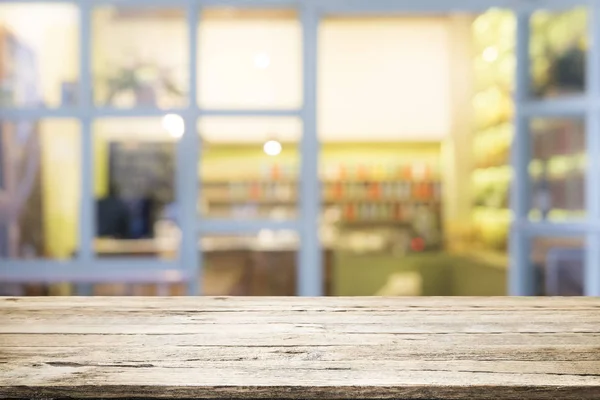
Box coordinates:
[333,252,507,296]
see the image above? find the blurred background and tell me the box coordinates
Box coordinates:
[0,2,593,297]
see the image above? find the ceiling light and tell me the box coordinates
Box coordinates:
[162,114,185,138]
[263,140,282,156]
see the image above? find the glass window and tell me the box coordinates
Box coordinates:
[201,232,304,296]
[93,117,181,259]
[529,118,585,221]
[0,119,80,259]
[317,16,450,296]
[530,7,587,98]
[0,3,79,108]
[320,144,443,247]
[198,9,302,110]
[530,236,584,296]
[198,116,301,221]
[92,7,188,108]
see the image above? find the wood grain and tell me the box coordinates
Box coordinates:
[1,297,599,399]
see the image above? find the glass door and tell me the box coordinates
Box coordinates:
[316,13,449,296]
[314,0,599,297]
[194,5,321,295]
[510,3,598,295]
[0,0,322,296]
[2,0,598,297]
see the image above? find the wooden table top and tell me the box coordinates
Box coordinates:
[1,297,600,399]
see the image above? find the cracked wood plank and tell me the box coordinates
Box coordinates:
[1,297,599,399]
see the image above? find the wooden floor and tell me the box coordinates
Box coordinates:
[1,297,600,399]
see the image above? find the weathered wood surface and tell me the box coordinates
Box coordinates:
[1,297,599,399]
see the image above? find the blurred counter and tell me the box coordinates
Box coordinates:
[94,234,302,257]
[94,236,333,296]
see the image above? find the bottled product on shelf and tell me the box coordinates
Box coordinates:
[471,8,589,252]
[471,9,515,252]
[201,159,443,250]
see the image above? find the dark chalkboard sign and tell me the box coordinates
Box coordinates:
[107,141,176,238]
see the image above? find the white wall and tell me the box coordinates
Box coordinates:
[199,17,302,111]
[319,17,452,142]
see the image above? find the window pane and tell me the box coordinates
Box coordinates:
[201,232,315,296]
[0,3,79,108]
[321,144,444,296]
[198,9,302,109]
[319,17,451,141]
[530,236,584,296]
[318,15,452,297]
[0,119,80,259]
[93,117,180,259]
[93,7,188,108]
[321,144,443,246]
[530,7,587,98]
[199,116,301,221]
[529,118,585,221]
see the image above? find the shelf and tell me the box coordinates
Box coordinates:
[205,199,296,205]
[337,220,412,227]
[473,162,510,170]
[202,178,441,185]
[323,179,440,184]
[203,179,296,185]
[473,120,513,136]
[473,207,586,220]
[204,198,442,205]
[473,207,510,213]
[325,199,440,204]
[473,117,513,133]
[530,209,586,222]
[472,165,512,174]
